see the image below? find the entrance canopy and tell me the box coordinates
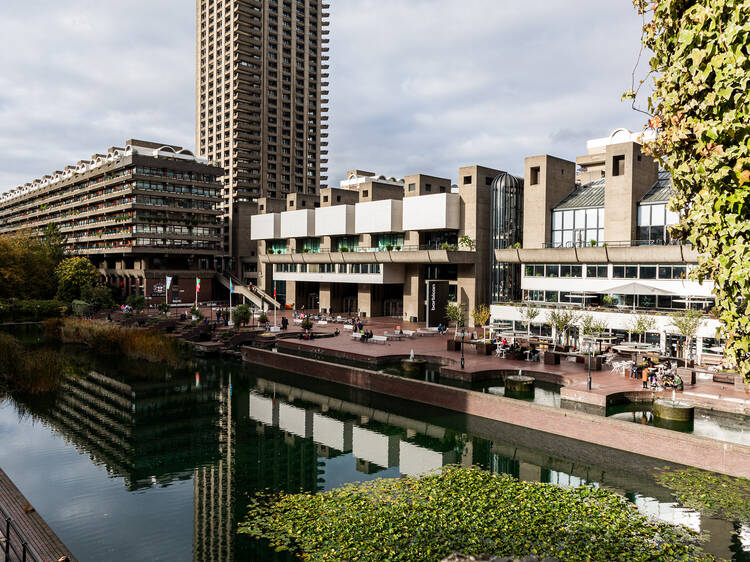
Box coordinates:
[605,282,676,296]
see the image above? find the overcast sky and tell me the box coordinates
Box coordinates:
[0,1,649,192]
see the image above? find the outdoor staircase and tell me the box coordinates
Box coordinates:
[215,272,281,311]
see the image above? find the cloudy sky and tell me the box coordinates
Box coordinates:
[0,0,649,192]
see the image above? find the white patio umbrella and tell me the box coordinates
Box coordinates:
[605,282,676,311]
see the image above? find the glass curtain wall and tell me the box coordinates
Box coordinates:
[490,172,524,303]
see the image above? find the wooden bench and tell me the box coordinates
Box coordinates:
[343,324,354,331]
[713,373,735,384]
[402,330,416,338]
[371,335,388,345]
[417,328,439,336]
[383,331,404,340]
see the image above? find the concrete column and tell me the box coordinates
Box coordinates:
[404,231,420,250]
[286,281,297,310]
[660,331,667,354]
[358,234,372,250]
[402,264,424,322]
[319,283,331,313]
[358,284,372,317]
[321,235,332,252]
[696,336,703,365]
[457,264,477,326]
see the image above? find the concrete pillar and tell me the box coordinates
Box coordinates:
[358,234,372,250]
[402,264,424,322]
[319,283,331,313]
[358,284,372,317]
[404,231,420,250]
[457,264,477,326]
[286,280,297,310]
[660,331,667,354]
[696,336,703,365]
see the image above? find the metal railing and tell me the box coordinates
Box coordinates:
[273,244,474,255]
[0,502,41,562]
[542,239,687,249]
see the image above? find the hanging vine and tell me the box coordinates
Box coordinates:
[627,0,750,377]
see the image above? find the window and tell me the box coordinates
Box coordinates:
[425,184,432,192]
[613,265,637,279]
[639,265,656,279]
[362,190,368,197]
[530,166,540,185]
[463,176,471,185]
[551,206,604,247]
[408,183,415,192]
[323,195,328,202]
[586,265,608,278]
[612,155,625,176]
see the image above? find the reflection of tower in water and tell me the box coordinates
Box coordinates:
[193,372,233,562]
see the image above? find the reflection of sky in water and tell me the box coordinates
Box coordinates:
[738,525,750,552]
[608,409,750,447]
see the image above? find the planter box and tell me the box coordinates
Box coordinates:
[447,339,462,352]
[542,351,560,365]
[676,367,697,385]
[475,342,496,355]
[584,355,602,371]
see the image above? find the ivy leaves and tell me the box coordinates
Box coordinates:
[634,0,750,377]
[239,466,710,561]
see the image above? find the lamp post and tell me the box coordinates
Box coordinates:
[586,337,592,390]
[460,320,465,369]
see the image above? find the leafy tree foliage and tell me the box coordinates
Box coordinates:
[471,304,491,327]
[445,302,466,331]
[669,308,705,360]
[627,313,656,343]
[239,466,708,561]
[41,223,67,265]
[232,304,251,327]
[0,232,57,299]
[547,308,578,345]
[630,0,750,376]
[81,283,115,311]
[55,257,97,302]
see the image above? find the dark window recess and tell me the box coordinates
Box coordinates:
[323,195,328,202]
[425,184,432,192]
[408,183,415,192]
[530,166,540,185]
[463,176,472,185]
[485,176,493,186]
[613,155,625,176]
[289,200,295,207]
[336,195,341,202]
[301,200,306,207]
[260,204,265,211]
[362,190,369,197]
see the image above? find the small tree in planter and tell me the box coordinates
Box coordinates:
[627,313,656,343]
[258,312,269,325]
[190,306,204,321]
[157,302,170,316]
[301,317,313,330]
[472,304,491,330]
[517,303,540,338]
[445,303,466,338]
[547,308,579,346]
[601,295,617,308]
[669,308,705,362]
[232,304,251,327]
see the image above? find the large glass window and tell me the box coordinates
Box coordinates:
[637,203,678,244]
[551,206,604,247]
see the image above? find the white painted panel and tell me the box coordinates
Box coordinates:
[355,200,403,234]
[399,441,455,477]
[352,426,399,467]
[248,393,277,426]
[251,213,280,240]
[315,205,355,236]
[279,402,313,438]
[402,193,459,231]
[281,209,315,238]
[313,413,353,452]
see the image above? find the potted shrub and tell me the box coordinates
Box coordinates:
[385,243,394,252]
[590,240,597,247]
[301,317,313,330]
[258,313,268,325]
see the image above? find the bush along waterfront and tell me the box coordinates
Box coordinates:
[239,466,710,561]
[0,332,68,395]
[50,318,183,367]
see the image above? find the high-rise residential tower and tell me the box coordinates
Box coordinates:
[196,0,330,280]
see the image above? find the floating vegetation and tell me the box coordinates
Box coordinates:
[239,466,709,561]
[656,467,750,523]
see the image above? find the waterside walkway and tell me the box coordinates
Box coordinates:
[0,468,76,562]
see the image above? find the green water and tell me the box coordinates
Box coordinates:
[0,340,749,560]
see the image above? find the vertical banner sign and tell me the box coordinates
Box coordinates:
[196,278,201,293]
[165,276,173,305]
[425,281,450,328]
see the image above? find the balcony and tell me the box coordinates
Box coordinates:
[495,243,699,264]
[261,244,476,265]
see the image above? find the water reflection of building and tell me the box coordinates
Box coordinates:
[46,369,223,491]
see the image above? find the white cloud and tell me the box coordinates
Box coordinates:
[0,0,649,192]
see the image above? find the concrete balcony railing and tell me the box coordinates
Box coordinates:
[261,246,476,265]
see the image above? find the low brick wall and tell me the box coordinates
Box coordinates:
[243,347,750,478]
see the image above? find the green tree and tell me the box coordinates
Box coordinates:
[41,223,66,265]
[669,308,705,361]
[627,313,656,343]
[0,232,57,299]
[81,283,115,311]
[126,294,146,312]
[55,257,97,302]
[157,302,171,316]
[472,304,491,328]
[232,304,251,327]
[517,303,541,337]
[458,235,475,251]
[547,308,579,346]
[629,0,750,376]
[445,302,466,336]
